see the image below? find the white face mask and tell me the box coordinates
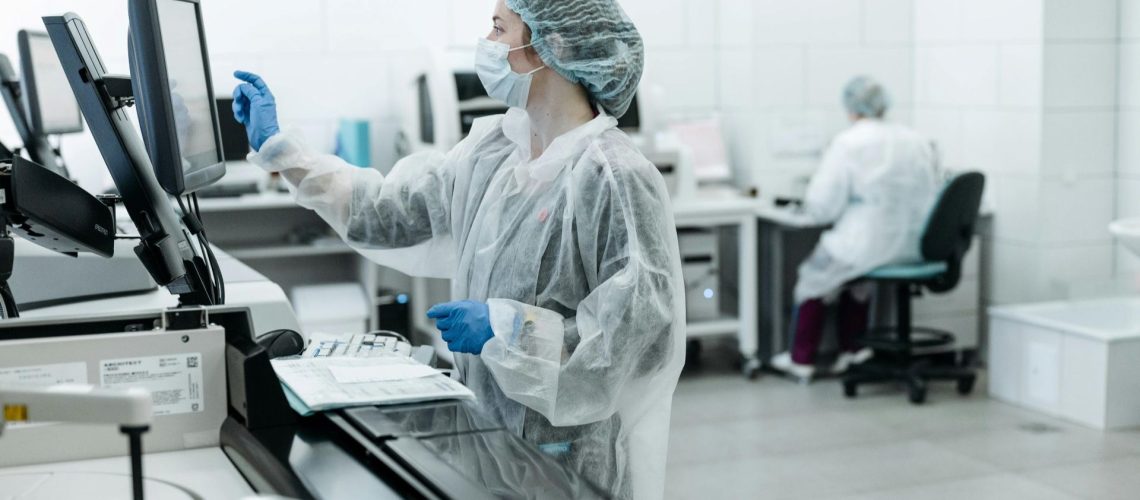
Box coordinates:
[475,37,545,109]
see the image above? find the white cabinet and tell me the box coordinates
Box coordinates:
[989,297,1140,430]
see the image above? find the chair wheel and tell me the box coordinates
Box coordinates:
[843,381,857,398]
[957,375,977,395]
[907,378,927,405]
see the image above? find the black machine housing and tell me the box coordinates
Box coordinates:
[0,156,114,257]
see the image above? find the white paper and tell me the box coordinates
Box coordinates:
[271,356,474,411]
[329,363,439,384]
[100,353,204,416]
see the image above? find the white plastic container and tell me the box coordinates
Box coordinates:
[988,296,1140,430]
[291,283,369,336]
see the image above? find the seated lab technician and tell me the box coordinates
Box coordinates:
[770,76,941,381]
[230,0,685,498]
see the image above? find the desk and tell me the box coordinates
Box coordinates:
[754,204,830,362]
[673,190,762,377]
[755,204,995,363]
[0,448,253,499]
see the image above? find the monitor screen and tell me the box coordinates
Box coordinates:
[215,97,250,161]
[417,75,435,145]
[616,93,639,131]
[20,31,83,135]
[156,0,220,179]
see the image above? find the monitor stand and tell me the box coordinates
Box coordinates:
[10,239,157,311]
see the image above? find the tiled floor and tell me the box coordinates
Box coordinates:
[666,341,1140,500]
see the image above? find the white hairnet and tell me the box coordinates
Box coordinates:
[843,76,891,118]
[506,0,644,118]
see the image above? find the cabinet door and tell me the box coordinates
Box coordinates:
[1020,327,1062,414]
[987,317,1021,402]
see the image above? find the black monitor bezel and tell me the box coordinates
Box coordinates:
[129,0,225,196]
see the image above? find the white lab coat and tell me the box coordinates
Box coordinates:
[250,108,685,500]
[794,119,941,303]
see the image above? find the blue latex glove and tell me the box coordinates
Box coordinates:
[427,300,494,355]
[232,70,280,151]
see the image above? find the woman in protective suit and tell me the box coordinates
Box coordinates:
[770,76,943,382]
[231,1,685,498]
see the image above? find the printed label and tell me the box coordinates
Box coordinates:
[0,362,88,386]
[0,362,88,429]
[100,353,203,416]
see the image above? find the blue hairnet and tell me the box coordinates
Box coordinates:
[506,0,644,118]
[843,76,891,118]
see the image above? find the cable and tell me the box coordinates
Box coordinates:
[366,330,410,344]
[190,193,224,304]
[176,196,217,304]
[193,193,223,303]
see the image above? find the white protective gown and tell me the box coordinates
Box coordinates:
[250,107,686,500]
[794,119,942,303]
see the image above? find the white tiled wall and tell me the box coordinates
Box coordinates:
[1,0,1131,310]
[1120,0,1140,275]
[0,0,913,198]
[914,0,1121,306]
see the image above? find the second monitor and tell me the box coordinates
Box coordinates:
[130,0,226,196]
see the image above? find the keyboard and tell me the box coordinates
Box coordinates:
[305,333,412,358]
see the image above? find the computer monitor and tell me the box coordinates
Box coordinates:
[616,93,640,132]
[129,0,225,196]
[0,49,69,178]
[18,30,83,136]
[416,75,435,146]
[215,97,250,161]
[44,11,218,305]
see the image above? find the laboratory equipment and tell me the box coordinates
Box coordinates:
[376,288,412,334]
[303,332,412,358]
[193,97,261,198]
[403,67,505,153]
[129,0,226,196]
[0,155,118,316]
[255,328,305,358]
[15,30,82,178]
[44,6,222,305]
[0,49,69,179]
[291,283,369,336]
[679,228,721,322]
[215,97,249,161]
[0,384,152,500]
[0,309,227,467]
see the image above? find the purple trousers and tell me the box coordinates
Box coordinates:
[791,290,870,365]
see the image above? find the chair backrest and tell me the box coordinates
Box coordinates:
[920,172,985,292]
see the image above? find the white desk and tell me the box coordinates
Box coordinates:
[672,189,762,377]
[0,448,253,499]
[754,204,830,361]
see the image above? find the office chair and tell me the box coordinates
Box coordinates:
[842,172,985,405]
